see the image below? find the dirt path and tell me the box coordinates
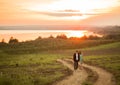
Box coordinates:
[83,64,115,85]
[55,59,115,85]
[55,59,88,85]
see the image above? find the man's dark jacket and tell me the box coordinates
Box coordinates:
[73,53,80,62]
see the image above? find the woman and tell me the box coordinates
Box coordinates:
[79,51,83,69]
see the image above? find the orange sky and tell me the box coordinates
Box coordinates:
[0,0,120,26]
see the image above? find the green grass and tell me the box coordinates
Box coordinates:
[82,42,120,85]
[0,53,61,66]
[0,39,119,85]
[83,42,120,51]
[0,39,116,54]
[0,52,71,85]
[84,55,120,85]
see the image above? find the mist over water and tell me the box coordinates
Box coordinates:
[0,30,102,42]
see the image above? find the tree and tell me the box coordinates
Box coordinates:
[104,34,120,40]
[48,35,54,38]
[9,37,19,44]
[80,35,88,40]
[69,37,80,40]
[56,34,67,39]
[35,36,42,40]
[88,35,100,40]
[1,38,5,43]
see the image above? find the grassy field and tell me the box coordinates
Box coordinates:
[0,39,116,54]
[0,52,71,85]
[0,39,119,85]
[46,41,120,85]
[83,41,120,51]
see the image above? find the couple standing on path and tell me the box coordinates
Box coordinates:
[73,50,83,70]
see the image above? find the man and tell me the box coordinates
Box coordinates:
[73,50,80,70]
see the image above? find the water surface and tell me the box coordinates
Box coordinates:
[0,30,102,42]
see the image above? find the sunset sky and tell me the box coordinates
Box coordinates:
[0,0,120,26]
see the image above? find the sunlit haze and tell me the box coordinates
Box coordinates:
[0,0,120,26]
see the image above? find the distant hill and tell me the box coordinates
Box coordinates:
[0,38,116,54]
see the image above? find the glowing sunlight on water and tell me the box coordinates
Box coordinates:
[0,30,102,42]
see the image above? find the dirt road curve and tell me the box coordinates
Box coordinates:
[55,59,88,85]
[55,59,115,85]
[83,64,115,85]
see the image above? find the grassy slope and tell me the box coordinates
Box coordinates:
[83,42,120,51]
[0,52,71,85]
[0,39,119,85]
[83,42,120,85]
[0,39,116,54]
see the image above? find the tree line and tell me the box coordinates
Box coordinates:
[1,33,119,44]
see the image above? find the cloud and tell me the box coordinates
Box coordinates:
[32,11,82,17]
[58,9,80,12]
[31,10,99,17]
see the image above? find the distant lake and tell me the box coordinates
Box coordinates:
[0,30,102,42]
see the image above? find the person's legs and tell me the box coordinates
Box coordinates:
[74,62,76,70]
[76,62,78,69]
[74,62,77,70]
[79,61,83,70]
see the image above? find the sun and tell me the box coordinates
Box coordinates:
[68,31,85,38]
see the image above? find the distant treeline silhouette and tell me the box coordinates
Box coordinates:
[1,33,120,44]
[36,34,101,40]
